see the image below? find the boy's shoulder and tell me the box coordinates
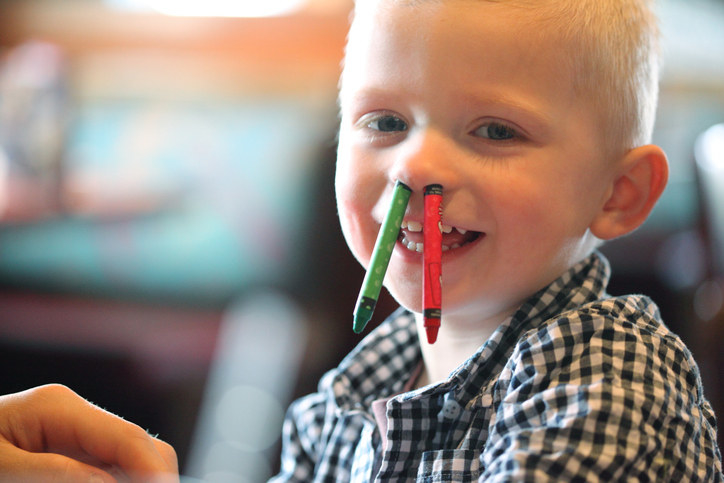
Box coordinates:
[508,290,703,404]
[530,290,669,346]
[512,251,684,361]
[522,290,680,360]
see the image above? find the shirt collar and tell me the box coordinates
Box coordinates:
[329,307,421,412]
[444,250,611,407]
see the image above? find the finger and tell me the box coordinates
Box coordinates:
[107,431,179,482]
[3,385,178,478]
[0,442,114,483]
[150,438,179,477]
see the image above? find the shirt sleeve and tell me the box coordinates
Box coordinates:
[269,392,328,482]
[479,306,723,482]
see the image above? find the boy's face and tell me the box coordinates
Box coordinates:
[336,0,616,324]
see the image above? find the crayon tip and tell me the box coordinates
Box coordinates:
[425,326,439,344]
[353,312,372,334]
[353,297,376,334]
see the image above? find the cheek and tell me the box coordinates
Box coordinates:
[493,177,553,223]
[499,177,601,266]
[335,171,383,270]
[335,142,388,266]
[337,198,370,264]
[334,139,374,208]
[491,179,579,253]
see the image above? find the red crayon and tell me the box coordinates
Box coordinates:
[423,184,443,344]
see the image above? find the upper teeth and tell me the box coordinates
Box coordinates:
[404,220,423,232]
[401,220,466,235]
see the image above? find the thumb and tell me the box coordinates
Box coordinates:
[0,445,114,482]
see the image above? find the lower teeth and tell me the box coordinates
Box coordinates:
[406,240,423,252]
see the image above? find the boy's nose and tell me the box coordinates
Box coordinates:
[389,128,457,194]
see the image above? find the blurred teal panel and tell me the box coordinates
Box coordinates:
[0,96,333,304]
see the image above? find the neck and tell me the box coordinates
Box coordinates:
[413,310,512,388]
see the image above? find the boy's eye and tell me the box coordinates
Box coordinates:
[367,115,408,133]
[473,122,517,140]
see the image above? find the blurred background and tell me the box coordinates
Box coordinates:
[0,0,722,480]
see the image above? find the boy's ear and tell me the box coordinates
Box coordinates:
[590,144,669,241]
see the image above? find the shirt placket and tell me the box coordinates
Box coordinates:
[375,389,474,479]
[349,413,383,483]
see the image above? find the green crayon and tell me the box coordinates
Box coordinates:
[353,180,412,333]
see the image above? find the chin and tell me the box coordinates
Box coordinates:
[385,284,424,315]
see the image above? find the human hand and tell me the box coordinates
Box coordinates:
[0,384,178,482]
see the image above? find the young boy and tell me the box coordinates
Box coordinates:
[271,0,723,480]
[0,0,720,481]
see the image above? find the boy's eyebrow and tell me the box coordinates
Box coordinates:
[338,88,396,111]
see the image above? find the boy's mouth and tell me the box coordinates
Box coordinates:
[399,220,482,253]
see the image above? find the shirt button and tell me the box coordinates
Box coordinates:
[437,399,462,421]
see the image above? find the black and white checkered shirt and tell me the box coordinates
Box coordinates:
[271,252,723,481]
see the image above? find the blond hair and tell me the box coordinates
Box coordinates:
[344,0,661,157]
[518,0,661,156]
